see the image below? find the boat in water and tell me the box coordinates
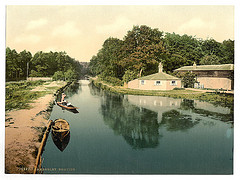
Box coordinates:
[51,119,70,152]
[56,102,79,113]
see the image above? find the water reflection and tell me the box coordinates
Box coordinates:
[56,82,81,101]
[89,84,233,150]
[51,119,70,152]
[100,92,161,149]
[127,95,233,128]
[42,82,233,174]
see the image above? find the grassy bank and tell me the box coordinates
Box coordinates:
[5,80,68,111]
[91,78,234,108]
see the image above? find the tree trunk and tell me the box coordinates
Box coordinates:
[139,68,143,77]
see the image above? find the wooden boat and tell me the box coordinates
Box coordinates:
[56,102,78,110]
[56,102,79,113]
[51,119,70,152]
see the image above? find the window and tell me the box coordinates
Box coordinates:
[155,81,162,86]
[140,80,145,85]
[170,80,177,86]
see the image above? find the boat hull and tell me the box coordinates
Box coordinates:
[51,119,71,152]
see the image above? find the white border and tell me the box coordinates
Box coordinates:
[1,1,239,180]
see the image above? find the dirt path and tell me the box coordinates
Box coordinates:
[5,81,66,174]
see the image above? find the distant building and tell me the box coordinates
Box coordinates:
[174,63,234,90]
[127,63,182,90]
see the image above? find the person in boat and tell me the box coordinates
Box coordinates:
[60,93,71,106]
[61,93,67,105]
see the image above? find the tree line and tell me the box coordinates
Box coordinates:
[89,25,234,85]
[6,47,83,81]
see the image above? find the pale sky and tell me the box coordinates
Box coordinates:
[6,5,234,62]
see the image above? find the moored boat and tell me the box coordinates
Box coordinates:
[56,102,78,110]
[51,119,70,151]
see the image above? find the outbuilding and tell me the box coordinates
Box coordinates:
[174,63,234,90]
[127,63,182,90]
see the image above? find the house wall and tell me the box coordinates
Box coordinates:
[128,79,181,90]
[127,79,139,89]
[196,77,232,90]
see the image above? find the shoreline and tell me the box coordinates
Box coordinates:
[5,81,68,174]
[91,78,234,108]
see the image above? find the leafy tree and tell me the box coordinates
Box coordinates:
[199,54,221,65]
[201,38,223,57]
[6,47,82,81]
[122,70,138,83]
[164,33,204,71]
[175,71,197,88]
[64,69,77,81]
[89,37,124,79]
[221,39,234,64]
[89,25,234,87]
[119,25,166,76]
[52,71,65,81]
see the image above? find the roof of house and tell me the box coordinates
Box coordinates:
[174,64,234,71]
[139,72,180,80]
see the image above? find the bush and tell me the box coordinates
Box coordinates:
[52,71,64,81]
[100,75,123,86]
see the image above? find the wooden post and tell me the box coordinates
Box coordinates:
[33,120,52,174]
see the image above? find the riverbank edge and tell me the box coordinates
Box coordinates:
[5,80,74,174]
[90,78,234,108]
[33,81,76,174]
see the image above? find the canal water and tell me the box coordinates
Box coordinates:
[42,80,233,174]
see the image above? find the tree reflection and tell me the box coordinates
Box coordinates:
[180,99,195,110]
[161,110,199,132]
[89,83,105,97]
[56,82,81,101]
[89,84,233,150]
[99,92,161,149]
[65,82,81,97]
[179,99,233,126]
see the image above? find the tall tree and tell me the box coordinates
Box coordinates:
[221,39,234,64]
[119,25,166,77]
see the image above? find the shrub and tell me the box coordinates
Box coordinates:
[100,75,123,86]
[52,71,64,81]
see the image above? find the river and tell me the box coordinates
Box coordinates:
[42,80,233,174]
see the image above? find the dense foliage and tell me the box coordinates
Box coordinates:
[89,25,234,84]
[174,71,197,88]
[6,48,82,81]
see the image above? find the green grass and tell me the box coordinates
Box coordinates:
[5,80,53,111]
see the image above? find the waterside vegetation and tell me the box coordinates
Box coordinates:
[89,25,234,86]
[6,48,83,82]
[91,78,234,109]
[5,80,67,111]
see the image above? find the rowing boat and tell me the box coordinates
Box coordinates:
[51,119,70,151]
[56,102,78,110]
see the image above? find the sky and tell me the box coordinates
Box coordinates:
[6,5,234,62]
